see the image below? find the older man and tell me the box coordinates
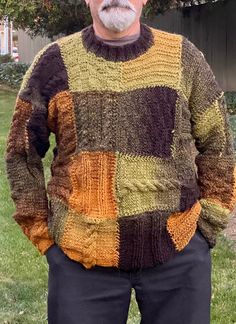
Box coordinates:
[5,0,236,323]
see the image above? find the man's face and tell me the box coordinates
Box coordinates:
[85,0,147,33]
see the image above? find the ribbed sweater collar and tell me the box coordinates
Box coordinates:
[81,22,155,62]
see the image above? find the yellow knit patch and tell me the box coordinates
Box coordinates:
[60,210,119,269]
[193,99,226,151]
[122,28,182,91]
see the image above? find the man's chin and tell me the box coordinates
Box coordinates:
[105,26,128,33]
[100,21,133,33]
[98,13,136,33]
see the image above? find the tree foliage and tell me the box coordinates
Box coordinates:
[0,0,223,39]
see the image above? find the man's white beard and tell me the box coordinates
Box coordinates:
[98,7,137,33]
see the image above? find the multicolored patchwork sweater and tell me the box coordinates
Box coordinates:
[5,22,236,270]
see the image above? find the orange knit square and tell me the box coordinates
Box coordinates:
[68,151,118,219]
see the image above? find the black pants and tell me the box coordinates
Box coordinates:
[46,228,211,324]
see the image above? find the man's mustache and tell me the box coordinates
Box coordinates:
[101,0,135,12]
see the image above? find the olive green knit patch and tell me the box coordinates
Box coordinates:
[115,152,181,216]
[48,197,69,244]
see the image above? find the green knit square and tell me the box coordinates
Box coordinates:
[115,152,181,216]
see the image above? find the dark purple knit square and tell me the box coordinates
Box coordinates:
[118,212,177,271]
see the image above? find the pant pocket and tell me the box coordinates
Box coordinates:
[46,244,64,264]
[196,228,211,249]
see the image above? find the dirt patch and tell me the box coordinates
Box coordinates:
[0,83,18,94]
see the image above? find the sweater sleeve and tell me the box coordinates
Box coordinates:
[182,36,236,248]
[4,43,58,255]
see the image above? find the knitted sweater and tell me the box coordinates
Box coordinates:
[5,22,236,271]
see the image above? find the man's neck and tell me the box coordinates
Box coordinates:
[92,20,141,40]
[95,31,140,46]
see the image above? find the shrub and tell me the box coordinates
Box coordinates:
[0,62,29,89]
[0,54,14,64]
[225,92,236,115]
[229,115,236,153]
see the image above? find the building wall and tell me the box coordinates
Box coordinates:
[0,19,13,55]
[0,21,4,54]
[0,32,4,55]
[142,0,236,91]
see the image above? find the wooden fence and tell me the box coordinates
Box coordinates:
[142,0,236,91]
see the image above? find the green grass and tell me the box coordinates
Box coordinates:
[1,90,236,323]
[0,91,48,323]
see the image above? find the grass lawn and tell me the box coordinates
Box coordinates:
[0,89,236,323]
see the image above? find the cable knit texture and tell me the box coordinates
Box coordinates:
[5,22,236,270]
